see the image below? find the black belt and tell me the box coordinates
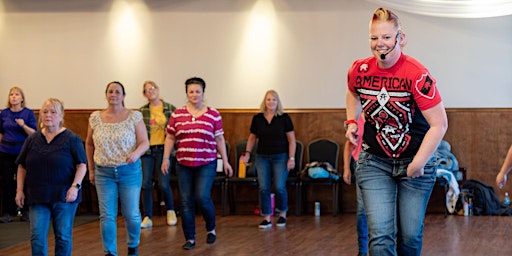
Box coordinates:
[150,145,164,150]
[1,140,24,146]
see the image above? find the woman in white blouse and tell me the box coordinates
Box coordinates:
[85,81,149,256]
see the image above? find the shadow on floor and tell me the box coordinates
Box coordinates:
[0,214,99,250]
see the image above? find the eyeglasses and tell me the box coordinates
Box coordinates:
[144,86,157,93]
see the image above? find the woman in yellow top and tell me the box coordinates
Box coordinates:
[139,81,177,228]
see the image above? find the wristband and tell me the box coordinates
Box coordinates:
[163,157,170,161]
[344,119,357,130]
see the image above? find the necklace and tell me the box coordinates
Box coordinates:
[189,105,204,122]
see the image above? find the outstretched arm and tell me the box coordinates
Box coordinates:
[497,144,512,189]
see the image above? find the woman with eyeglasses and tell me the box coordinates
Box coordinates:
[139,81,177,229]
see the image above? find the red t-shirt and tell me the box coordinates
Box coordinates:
[166,106,224,167]
[347,53,442,158]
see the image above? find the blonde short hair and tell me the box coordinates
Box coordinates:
[259,90,284,116]
[39,98,65,128]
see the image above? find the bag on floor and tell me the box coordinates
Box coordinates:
[461,179,506,215]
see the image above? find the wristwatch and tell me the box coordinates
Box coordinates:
[72,183,81,190]
[289,157,295,161]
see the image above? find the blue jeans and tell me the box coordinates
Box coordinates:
[351,157,368,254]
[255,153,289,216]
[95,160,142,255]
[29,202,78,256]
[176,161,216,241]
[141,146,174,218]
[356,151,436,256]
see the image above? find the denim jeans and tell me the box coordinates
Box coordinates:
[176,160,216,241]
[255,152,289,216]
[95,160,142,255]
[141,147,174,218]
[356,151,436,256]
[351,157,368,254]
[29,202,78,256]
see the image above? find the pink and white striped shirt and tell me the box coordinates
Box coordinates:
[166,106,224,167]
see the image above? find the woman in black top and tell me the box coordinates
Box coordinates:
[241,90,296,229]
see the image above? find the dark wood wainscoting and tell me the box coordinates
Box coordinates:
[40,108,512,214]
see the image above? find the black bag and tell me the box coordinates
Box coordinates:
[461,179,506,216]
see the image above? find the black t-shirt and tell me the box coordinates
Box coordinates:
[250,113,294,155]
[16,129,87,205]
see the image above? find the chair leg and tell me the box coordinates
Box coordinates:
[338,182,342,215]
[301,182,308,215]
[228,184,236,213]
[444,182,449,218]
[221,181,227,216]
[295,182,301,216]
[332,184,338,216]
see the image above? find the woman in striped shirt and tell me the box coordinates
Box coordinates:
[161,77,233,250]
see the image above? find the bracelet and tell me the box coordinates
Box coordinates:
[344,119,357,130]
[163,157,170,161]
[289,157,295,161]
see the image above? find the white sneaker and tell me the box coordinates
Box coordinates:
[167,210,177,226]
[141,216,153,228]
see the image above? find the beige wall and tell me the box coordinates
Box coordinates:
[0,0,511,109]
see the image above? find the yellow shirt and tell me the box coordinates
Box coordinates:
[149,105,166,146]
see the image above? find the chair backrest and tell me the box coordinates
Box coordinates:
[289,140,304,177]
[234,139,258,177]
[307,138,340,171]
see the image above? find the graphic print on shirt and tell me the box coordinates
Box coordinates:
[359,84,412,158]
[350,56,440,158]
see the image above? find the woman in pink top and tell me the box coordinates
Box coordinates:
[342,116,367,256]
[161,77,233,250]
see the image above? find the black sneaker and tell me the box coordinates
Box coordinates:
[0,214,13,223]
[258,220,272,229]
[276,217,286,227]
[128,247,138,256]
[206,233,216,244]
[182,240,196,250]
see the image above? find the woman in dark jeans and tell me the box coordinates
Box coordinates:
[161,77,232,250]
[240,89,296,229]
[139,80,177,228]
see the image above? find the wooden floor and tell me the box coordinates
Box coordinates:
[1,213,511,256]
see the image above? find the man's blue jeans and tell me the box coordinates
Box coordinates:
[95,160,142,255]
[175,160,216,241]
[29,202,78,256]
[356,151,436,256]
[141,146,174,218]
[255,153,289,216]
